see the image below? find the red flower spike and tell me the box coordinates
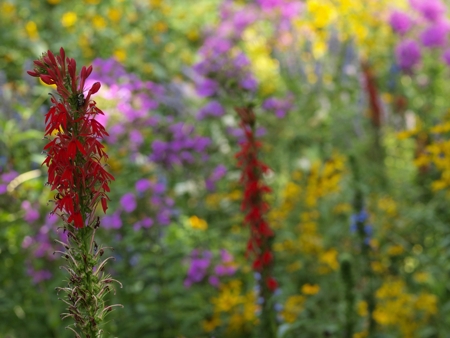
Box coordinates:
[234,105,277,294]
[28,47,114,229]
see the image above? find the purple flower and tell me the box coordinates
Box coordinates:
[102,211,122,229]
[136,179,152,193]
[233,10,257,33]
[22,201,40,223]
[120,193,137,213]
[156,210,171,225]
[220,249,233,263]
[240,76,258,91]
[214,264,237,276]
[234,53,251,68]
[442,48,450,66]
[389,10,412,35]
[281,2,302,19]
[208,275,220,287]
[197,100,225,120]
[211,165,227,181]
[395,39,422,70]
[184,250,212,287]
[205,165,227,191]
[141,217,154,228]
[257,0,284,10]
[130,130,144,147]
[22,236,33,249]
[153,182,166,194]
[28,268,52,284]
[421,22,449,48]
[0,171,18,194]
[262,94,294,118]
[196,78,219,97]
[411,0,446,22]
[133,217,154,231]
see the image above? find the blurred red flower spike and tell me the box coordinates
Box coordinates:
[266,277,278,292]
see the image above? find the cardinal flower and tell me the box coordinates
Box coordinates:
[28,47,114,228]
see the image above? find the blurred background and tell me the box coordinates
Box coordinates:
[1,0,450,337]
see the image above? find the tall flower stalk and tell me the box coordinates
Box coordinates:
[28,48,121,337]
[235,105,277,337]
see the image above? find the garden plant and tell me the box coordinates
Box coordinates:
[2,0,450,337]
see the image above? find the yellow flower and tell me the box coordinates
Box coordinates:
[202,315,221,332]
[93,15,107,29]
[301,283,320,295]
[431,180,447,191]
[306,0,336,29]
[187,28,199,41]
[415,293,437,315]
[281,295,305,323]
[319,248,339,270]
[413,271,429,284]
[108,8,121,22]
[228,190,241,201]
[189,216,208,230]
[212,281,243,313]
[286,261,302,272]
[333,203,352,214]
[228,313,245,332]
[149,0,162,7]
[25,21,39,40]
[154,21,168,33]
[113,49,127,62]
[47,0,60,4]
[357,300,368,316]
[84,0,100,4]
[242,291,258,322]
[387,244,404,256]
[353,331,368,338]
[61,12,77,27]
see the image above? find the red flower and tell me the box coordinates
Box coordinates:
[235,106,277,292]
[28,48,114,228]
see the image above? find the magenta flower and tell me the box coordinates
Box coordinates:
[135,179,151,193]
[389,10,413,35]
[395,39,422,70]
[421,22,449,48]
[411,0,446,22]
[120,193,137,213]
[208,275,220,287]
[22,201,40,223]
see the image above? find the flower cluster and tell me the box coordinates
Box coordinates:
[373,278,437,336]
[390,0,450,71]
[192,2,258,100]
[184,249,238,288]
[102,178,175,231]
[261,93,294,119]
[150,122,211,169]
[27,48,114,228]
[0,170,18,194]
[204,280,258,333]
